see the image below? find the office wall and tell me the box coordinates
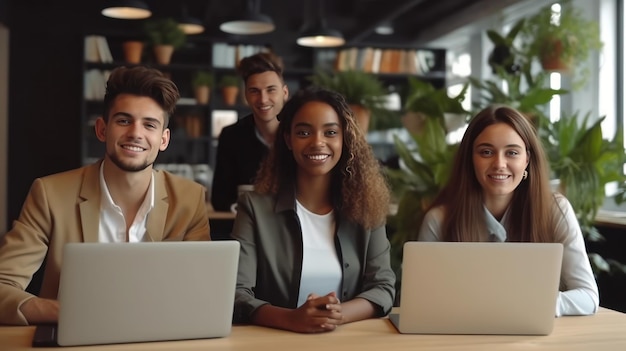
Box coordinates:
[7,2,82,223]
[0,23,7,233]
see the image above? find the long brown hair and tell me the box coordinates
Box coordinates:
[254,87,391,229]
[431,105,554,242]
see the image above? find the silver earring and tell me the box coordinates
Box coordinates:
[522,170,528,180]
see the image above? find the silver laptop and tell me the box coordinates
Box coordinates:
[37,241,239,347]
[389,241,563,335]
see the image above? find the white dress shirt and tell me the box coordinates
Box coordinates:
[98,161,155,243]
[418,193,599,317]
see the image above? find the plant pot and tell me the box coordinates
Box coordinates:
[401,112,426,135]
[185,115,203,138]
[222,86,239,106]
[540,38,573,72]
[153,44,174,65]
[194,86,211,105]
[349,104,371,134]
[122,41,143,64]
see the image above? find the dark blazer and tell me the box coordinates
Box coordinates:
[0,161,211,325]
[210,115,269,211]
[232,186,396,323]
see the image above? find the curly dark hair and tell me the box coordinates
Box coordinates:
[254,87,391,229]
[103,66,180,127]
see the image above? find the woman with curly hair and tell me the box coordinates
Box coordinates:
[418,105,598,317]
[231,87,395,333]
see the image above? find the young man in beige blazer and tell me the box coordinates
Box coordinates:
[0,66,211,325]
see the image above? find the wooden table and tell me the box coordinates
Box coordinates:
[2,308,625,351]
[207,211,236,241]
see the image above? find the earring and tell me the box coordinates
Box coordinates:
[522,170,528,180]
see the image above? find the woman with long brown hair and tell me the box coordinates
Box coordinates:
[418,105,598,316]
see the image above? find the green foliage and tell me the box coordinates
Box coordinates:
[471,9,624,276]
[486,18,526,74]
[404,78,469,131]
[386,118,458,272]
[143,18,186,49]
[541,112,626,246]
[192,70,213,88]
[218,74,239,88]
[309,70,400,130]
[469,66,567,120]
[385,79,470,280]
[520,0,602,88]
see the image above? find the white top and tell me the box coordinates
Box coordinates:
[418,193,599,317]
[98,161,154,243]
[296,200,342,307]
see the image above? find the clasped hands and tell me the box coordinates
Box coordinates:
[290,292,342,333]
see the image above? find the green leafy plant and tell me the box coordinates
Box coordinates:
[309,70,400,130]
[540,111,626,274]
[385,78,470,289]
[520,0,602,88]
[143,18,186,49]
[469,67,567,122]
[486,18,526,75]
[473,18,568,120]
[192,70,213,88]
[218,74,240,88]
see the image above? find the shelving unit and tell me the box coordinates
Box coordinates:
[80,34,446,172]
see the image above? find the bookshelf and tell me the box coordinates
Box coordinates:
[311,45,447,164]
[80,35,315,175]
[315,46,446,85]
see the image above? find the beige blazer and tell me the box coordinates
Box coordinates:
[0,161,210,325]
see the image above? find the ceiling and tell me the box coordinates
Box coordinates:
[75,0,529,47]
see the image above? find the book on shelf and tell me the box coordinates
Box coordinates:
[331,47,439,75]
[212,43,270,68]
[84,35,113,63]
[84,69,110,100]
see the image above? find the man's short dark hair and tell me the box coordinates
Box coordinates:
[237,52,285,85]
[103,66,180,127]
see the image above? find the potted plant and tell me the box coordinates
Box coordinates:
[541,110,626,273]
[520,0,602,88]
[309,69,399,133]
[218,74,240,106]
[192,70,213,105]
[143,18,187,65]
[121,37,145,64]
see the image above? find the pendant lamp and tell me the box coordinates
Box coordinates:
[297,0,344,47]
[220,0,275,35]
[178,4,205,35]
[101,0,151,20]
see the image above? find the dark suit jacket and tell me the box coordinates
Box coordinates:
[210,115,269,211]
[0,161,210,325]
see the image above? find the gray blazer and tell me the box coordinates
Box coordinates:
[232,186,396,323]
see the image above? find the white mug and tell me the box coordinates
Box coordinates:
[230,184,255,213]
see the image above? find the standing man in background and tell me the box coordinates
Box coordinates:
[211,52,289,212]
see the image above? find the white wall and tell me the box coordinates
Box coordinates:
[0,23,7,233]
